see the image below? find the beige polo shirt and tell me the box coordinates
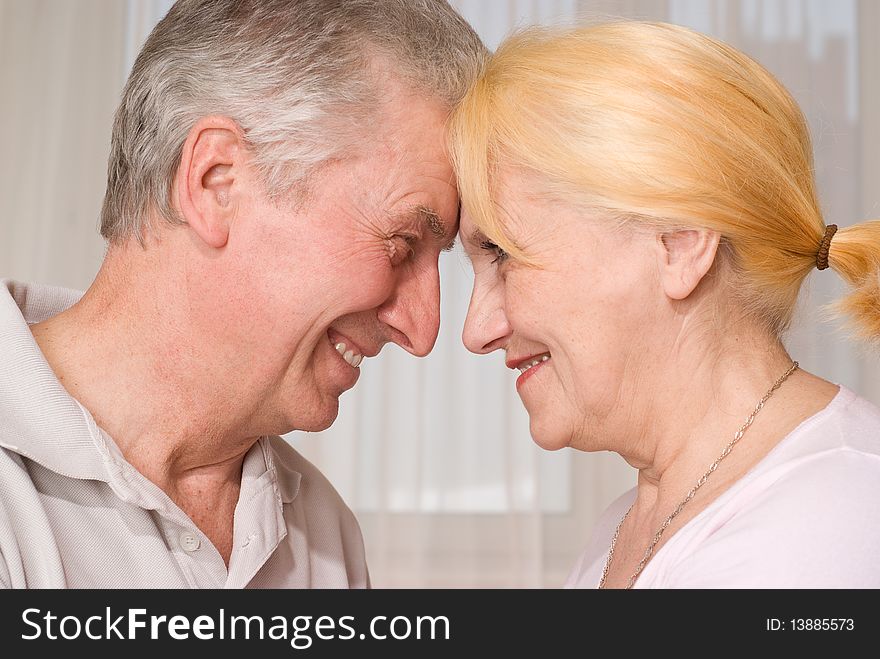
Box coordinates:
[0,279,369,588]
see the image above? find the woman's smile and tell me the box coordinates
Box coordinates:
[509,352,551,389]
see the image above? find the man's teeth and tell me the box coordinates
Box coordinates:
[335,342,364,368]
[518,354,550,374]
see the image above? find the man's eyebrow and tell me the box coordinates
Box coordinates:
[415,205,457,252]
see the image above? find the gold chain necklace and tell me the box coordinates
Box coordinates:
[598,361,799,589]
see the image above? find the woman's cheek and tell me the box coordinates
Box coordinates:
[505,273,536,318]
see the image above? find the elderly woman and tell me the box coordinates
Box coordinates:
[450,22,880,588]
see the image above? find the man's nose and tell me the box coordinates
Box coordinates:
[377,261,441,357]
[462,279,511,355]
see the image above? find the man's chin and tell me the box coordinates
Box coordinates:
[284,397,340,434]
[297,414,338,433]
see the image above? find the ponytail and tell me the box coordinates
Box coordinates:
[827,220,880,340]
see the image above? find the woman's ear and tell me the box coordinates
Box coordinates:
[657,229,721,300]
[174,116,244,249]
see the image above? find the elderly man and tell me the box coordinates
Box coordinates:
[0,0,484,588]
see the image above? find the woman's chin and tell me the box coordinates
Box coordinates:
[528,417,573,451]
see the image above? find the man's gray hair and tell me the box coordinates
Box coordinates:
[100,0,486,243]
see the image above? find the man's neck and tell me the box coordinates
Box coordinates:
[29,251,255,499]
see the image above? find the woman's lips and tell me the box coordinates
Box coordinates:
[513,353,551,389]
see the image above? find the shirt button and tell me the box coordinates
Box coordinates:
[179,531,201,552]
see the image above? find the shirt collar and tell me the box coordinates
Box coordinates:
[262,437,302,504]
[0,279,111,481]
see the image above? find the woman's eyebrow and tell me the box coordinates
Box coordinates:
[469,229,487,244]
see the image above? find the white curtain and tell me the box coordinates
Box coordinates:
[0,0,124,291]
[1,0,876,588]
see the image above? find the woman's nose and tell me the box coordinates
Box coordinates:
[462,283,512,354]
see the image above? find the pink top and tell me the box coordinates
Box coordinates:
[565,386,880,588]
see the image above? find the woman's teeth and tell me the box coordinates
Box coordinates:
[335,342,364,368]
[517,354,550,374]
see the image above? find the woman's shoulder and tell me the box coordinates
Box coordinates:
[828,385,880,446]
[762,385,880,466]
[647,387,880,587]
[658,451,880,586]
[706,385,880,539]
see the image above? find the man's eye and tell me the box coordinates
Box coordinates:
[388,235,416,265]
[479,239,508,265]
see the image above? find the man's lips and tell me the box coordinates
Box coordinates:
[327,329,380,369]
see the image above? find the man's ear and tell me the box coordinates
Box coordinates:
[175,116,244,249]
[657,229,722,300]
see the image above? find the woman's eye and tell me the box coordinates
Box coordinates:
[479,239,508,265]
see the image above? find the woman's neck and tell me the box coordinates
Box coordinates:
[617,325,836,525]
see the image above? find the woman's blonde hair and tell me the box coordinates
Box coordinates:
[449,21,880,339]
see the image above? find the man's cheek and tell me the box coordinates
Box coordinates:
[334,248,397,305]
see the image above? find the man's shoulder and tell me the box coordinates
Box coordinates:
[0,279,82,324]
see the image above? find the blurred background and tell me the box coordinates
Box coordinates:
[1,0,878,587]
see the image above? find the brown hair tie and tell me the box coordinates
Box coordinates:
[816,224,838,271]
